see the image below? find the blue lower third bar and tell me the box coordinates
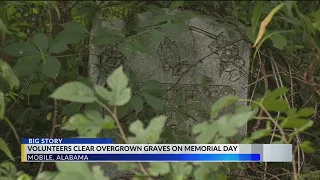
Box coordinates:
[26,154,260,162]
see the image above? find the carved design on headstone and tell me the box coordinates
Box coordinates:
[208,33,246,82]
[157,36,190,76]
[163,83,234,141]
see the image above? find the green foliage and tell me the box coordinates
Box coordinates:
[0,1,319,180]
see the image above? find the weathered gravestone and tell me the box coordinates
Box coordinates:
[88,11,250,178]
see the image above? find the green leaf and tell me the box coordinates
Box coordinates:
[262,99,289,112]
[265,87,288,99]
[0,91,4,119]
[117,163,137,171]
[300,141,316,153]
[148,162,170,176]
[281,118,309,128]
[161,21,189,33]
[62,114,101,137]
[41,56,61,78]
[0,59,20,89]
[242,129,271,143]
[84,110,114,129]
[128,115,167,143]
[22,83,44,95]
[192,122,218,144]
[53,173,85,180]
[118,41,134,58]
[61,22,88,34]
[92,166,110,180]
[289,121,313,138]
[0,137,14,161]
[33,33,49,51]
[48,42,69,54]
[36,171,58,180]
[96,67,132,106]
[0,18,10,34]
[107,66,128,90]
[55,30,87,44]
[229,109,256,128]
[3,42,39,57]
[194,163,220,180]
[149,29,165,41]
[131,39,151,55]
[171,163,192,180]
[270,33,287,50]
[141,80,163,91]
[210,95,238,119]
[142,94,164,111]
[169,1,184,10]
[13,56,41,77]
[131,95,144,114]
[50,82,96,103]
[296,108,315,117]
[154,14,173,24]
[147,4,165,14]
[62,102,82,116]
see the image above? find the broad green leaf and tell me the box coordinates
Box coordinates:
[147,4,165,14]
[17,174,32,180]
[265,87,288,99]
[91,28,124,45]
[92,166,110,180]
[194,163,220,180]
[41,56,61,78]
[117,163,137,171]
[131,95,144,114]
[118,41,134,58]
[229,110,256,128]
[262,99,289,112]
[270,33,287,50]
[36,171,58,180]
[148,162,170,176]
[50,82,96,103]
[286,108,297,116]
[131,39,151,55]
[171,163,192,180]
[107,66,128,90]
[242,129,271,144]
[216,116,238,137]
[210,95,238,119]
[61,22,88,34]
[141,80,163,90]
[289,121,313,138]
[161,21,189,33]
[0,137,14,161]
[33,33,49,51]
[281,118,309,128]
[95,85,131,106]
[142,94,164,111]
[62,102,82,115]
[84,110,114,129]
[48,42,69,54]
[22,83,44,95]
[0,18,10,34]
[0,59,19,89]
[296,108,315,117]
[0,91,4,119]
[169,1,184,9]
[55,30,87,44]
[53,173,85,180]
[13,56,41,77]
[62,114,101,137]
[3,42,39,57]
[149,29,165,41]
[192,122,218,144]
[300,141,316,153]
[154,14,173,24]
[128,115,167,143]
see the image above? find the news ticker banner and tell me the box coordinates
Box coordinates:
[21,138,292,162]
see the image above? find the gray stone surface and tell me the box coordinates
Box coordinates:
[88,11,250,178]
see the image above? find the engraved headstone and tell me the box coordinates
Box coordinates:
[88,11,249,178]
